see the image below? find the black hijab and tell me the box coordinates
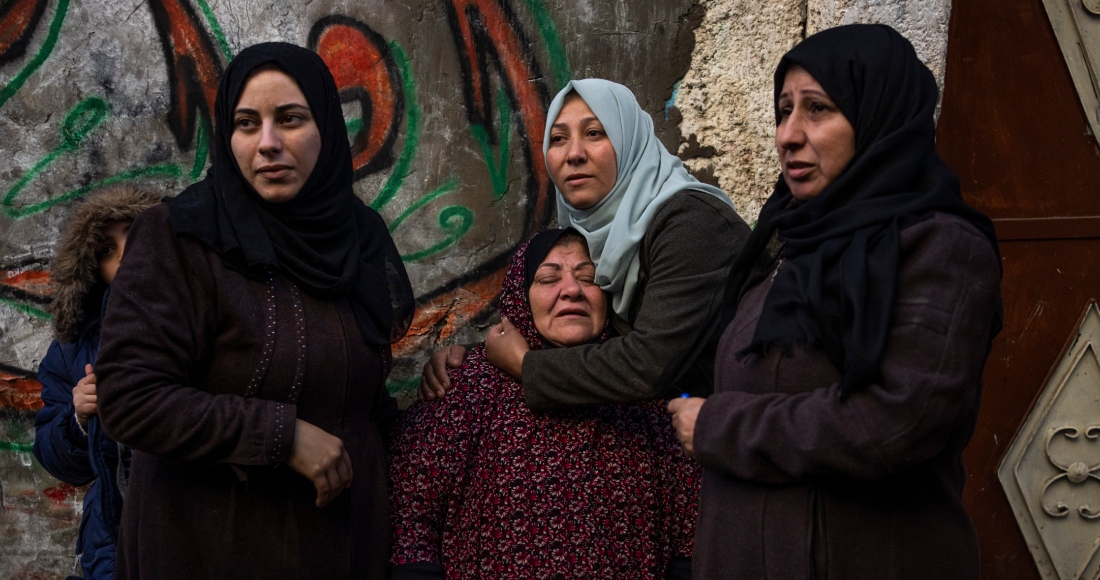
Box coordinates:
[167,42,414,346]
[725,24,1001,398]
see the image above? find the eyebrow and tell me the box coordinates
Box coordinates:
[551,117,601,130]
[779,88,831,101]
[233,103,311,116]
[536,261,596,271]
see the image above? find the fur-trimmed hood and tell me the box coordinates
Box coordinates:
[51,185,161,342]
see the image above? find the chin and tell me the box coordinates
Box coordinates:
[543,328,600,347]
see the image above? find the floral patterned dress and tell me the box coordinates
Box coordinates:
[389,239,699,579]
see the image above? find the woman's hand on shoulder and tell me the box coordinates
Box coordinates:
[418,344,469,402]
[667,397,706,457]
[484,318,528,380]
[287,419,352,508]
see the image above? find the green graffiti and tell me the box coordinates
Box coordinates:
[401,206,474,263]
[7,164,184,220]
[0,296,50,319]
[2,97,185,219]
[524,0,571,90]
[346,118,363,140]
[0,441,34,453]
[0,0,70,110]
[469,87,512,200]
[194,0,233,62]
[370,41,419,212]
[2,97,111,216]
[190,120,209,181]
[389,179,459,233]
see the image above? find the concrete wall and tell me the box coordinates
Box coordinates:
[0,0,948,576]
[676,0,952,221]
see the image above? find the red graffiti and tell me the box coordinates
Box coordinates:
[147,0,222,150]
[1,267,52,300]
[310,16,403,178]
[0,367,43,411]
[444,0,552,234]
[0,0,48,66]
[41,482,78,505]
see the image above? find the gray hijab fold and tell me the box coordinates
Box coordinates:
[545,79,735,317]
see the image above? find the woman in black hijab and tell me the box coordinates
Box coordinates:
[96,42,414,578]
[667,24,1002,578]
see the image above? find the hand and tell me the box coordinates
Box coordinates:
[286,419,353,508]
[73,364,97,428]
[667,397,705,457]
[418,344,468,402]
[484,318,528,380]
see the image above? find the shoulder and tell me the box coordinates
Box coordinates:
[646,190,751,255]
[899,212,998,267]
[653,190,744,228]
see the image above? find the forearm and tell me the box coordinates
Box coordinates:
[33,405,94,485]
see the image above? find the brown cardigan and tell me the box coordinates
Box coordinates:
[693,213,1000,579]
[96,205,397,579]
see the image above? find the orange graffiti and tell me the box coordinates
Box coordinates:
[0,368,43,411]
[0,0,48,66]
[147,0,222,150]
[393,265,508,358]
[445,0,552,234]
[311,16,403,178]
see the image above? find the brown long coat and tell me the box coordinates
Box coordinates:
[693,213,1001,579]
[96,205,397,579]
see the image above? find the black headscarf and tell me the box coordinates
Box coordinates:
[725,24,1001,398]
[167,42,414,346]
[523,228,572,290]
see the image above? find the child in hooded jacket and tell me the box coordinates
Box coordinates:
[33,185,160,580]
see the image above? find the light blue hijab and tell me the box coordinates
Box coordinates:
[545,79,735,318]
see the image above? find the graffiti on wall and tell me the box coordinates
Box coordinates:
[0,0,702,574]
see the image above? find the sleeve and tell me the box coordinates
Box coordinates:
[389,362,485,568]
[33,340,95,486]
[96,206,296,466]
[523,193,751,408]
[693,221,1002,484]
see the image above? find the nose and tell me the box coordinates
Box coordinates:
[565,134,587,164]
[775,112,805,153]
[557,272,585,301]
[258,120,282,155]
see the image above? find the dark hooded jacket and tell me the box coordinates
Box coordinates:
[33,185,161,580]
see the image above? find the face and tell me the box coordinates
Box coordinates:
[775,65,856,201]
[230,67,322,203]
[528,240,607,347]
[97,220,131,286]
[546,94,618,210]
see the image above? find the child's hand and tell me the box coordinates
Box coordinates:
[73,364,98,428]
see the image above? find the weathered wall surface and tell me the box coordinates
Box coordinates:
[675,0,952,221]
[0,0,949,576]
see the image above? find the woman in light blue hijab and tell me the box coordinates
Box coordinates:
[422,78,751,412]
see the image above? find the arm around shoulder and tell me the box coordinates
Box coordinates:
[524,191,751,408]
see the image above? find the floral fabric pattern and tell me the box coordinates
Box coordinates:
[389,238,700,578]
